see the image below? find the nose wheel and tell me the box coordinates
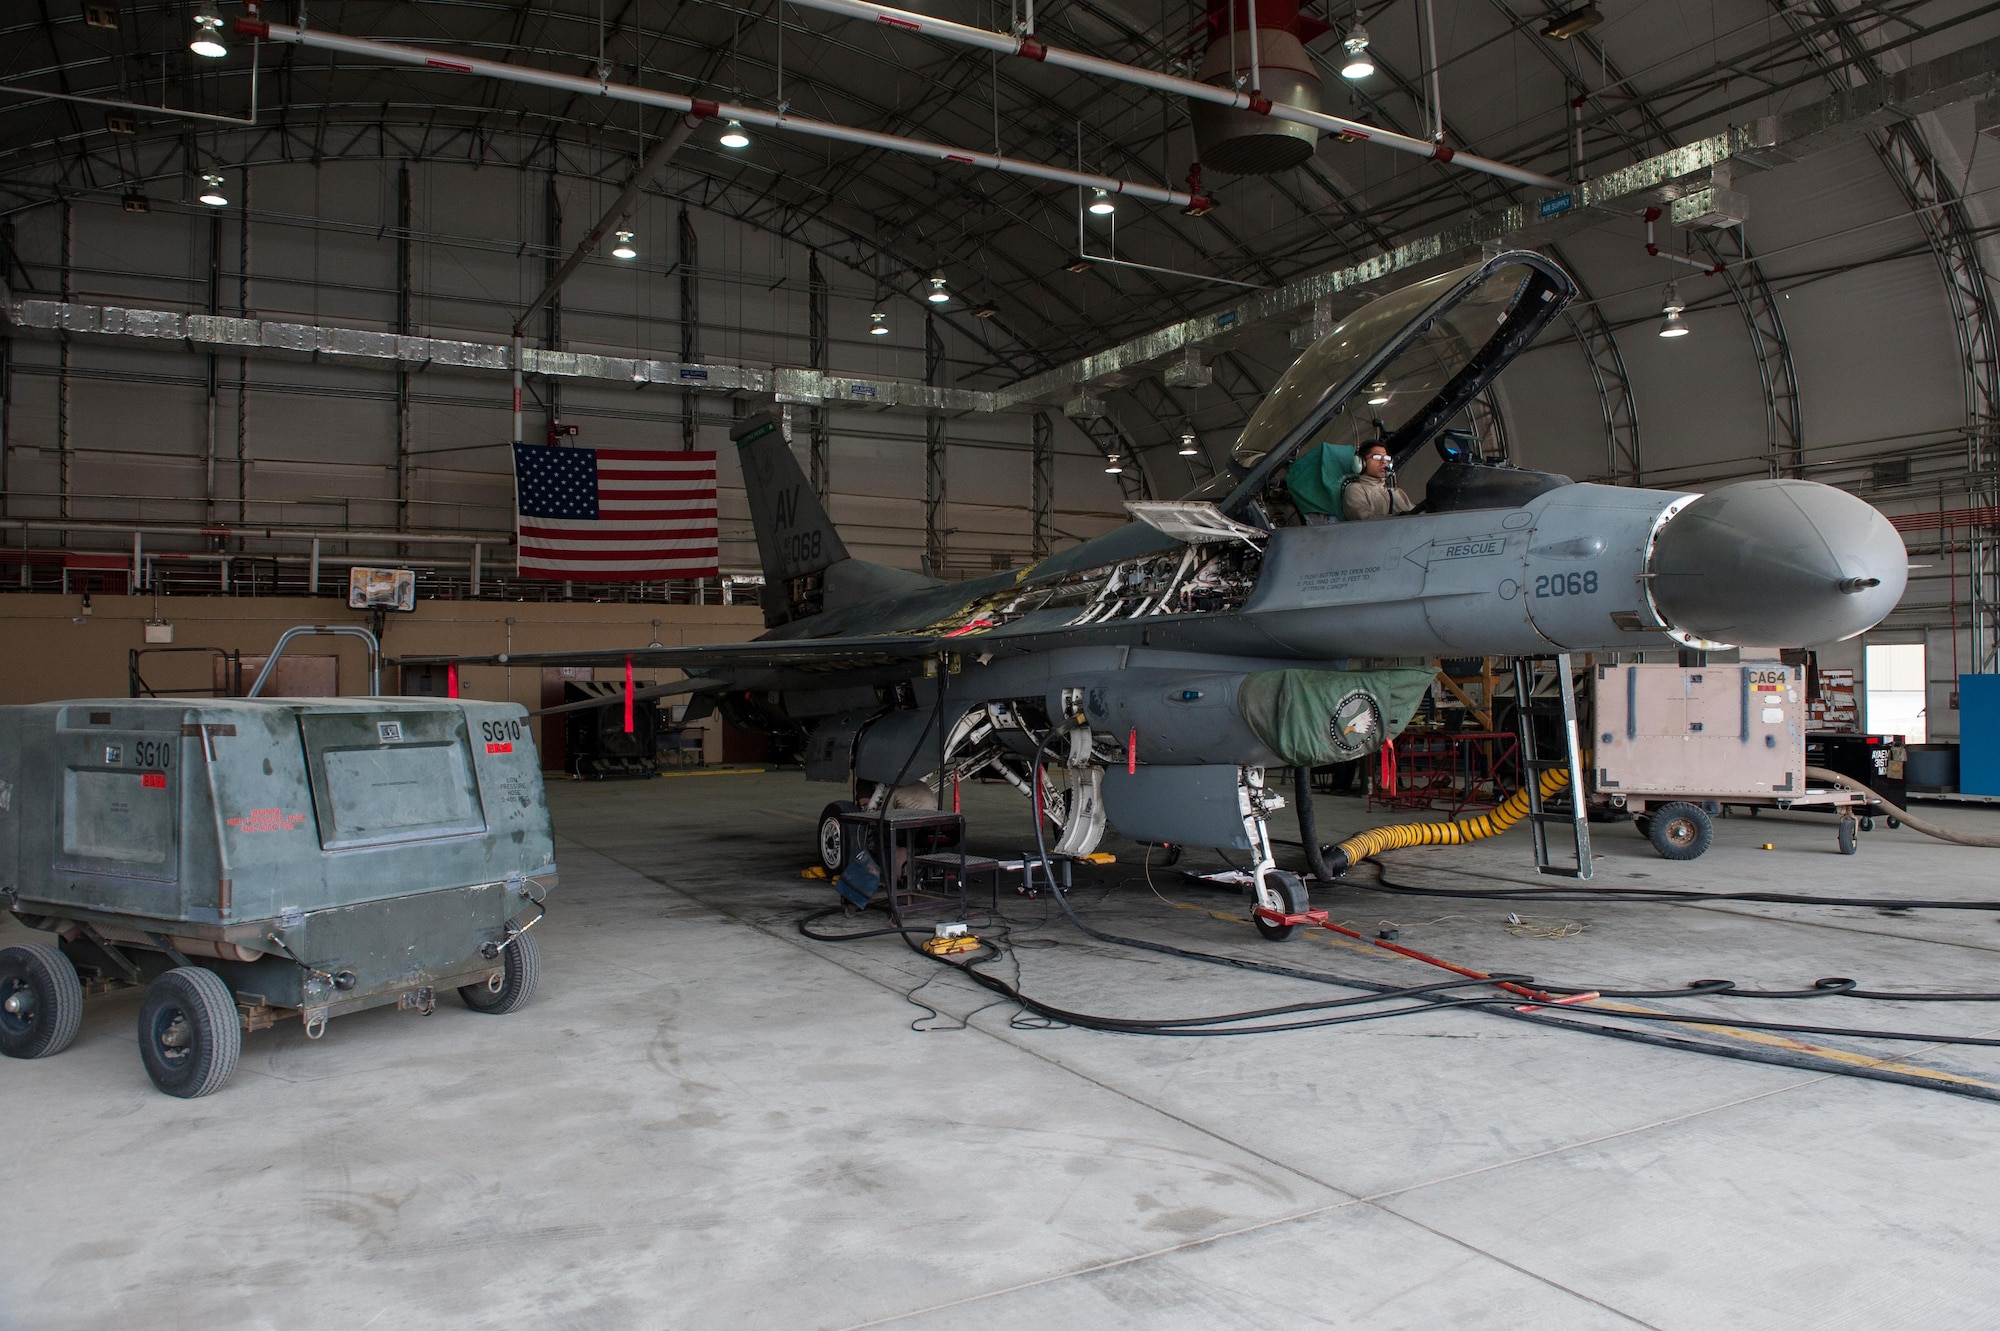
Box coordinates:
[1252,871,1314,942]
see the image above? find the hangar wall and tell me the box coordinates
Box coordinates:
[0,151,1134,578]
[3,114,1996,683]
[0,593,764,761]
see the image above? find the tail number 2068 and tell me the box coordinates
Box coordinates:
[1534,571,1598,597]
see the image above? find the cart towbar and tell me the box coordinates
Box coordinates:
[246,625,382,698]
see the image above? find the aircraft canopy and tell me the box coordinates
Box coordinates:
[1230,258,1554,470]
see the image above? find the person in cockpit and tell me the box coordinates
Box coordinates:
[1343,441,1414,521]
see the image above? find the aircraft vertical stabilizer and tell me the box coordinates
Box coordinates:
[732,413,941,626]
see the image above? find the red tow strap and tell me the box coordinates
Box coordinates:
[1249,906,1599,1010]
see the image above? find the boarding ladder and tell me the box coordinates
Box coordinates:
[1510,654,1592,879]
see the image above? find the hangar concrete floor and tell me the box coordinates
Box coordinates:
[6,770,2000,1329]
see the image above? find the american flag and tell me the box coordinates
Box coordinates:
[512,444,718,581]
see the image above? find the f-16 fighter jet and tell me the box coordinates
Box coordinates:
[419,251,1906,931]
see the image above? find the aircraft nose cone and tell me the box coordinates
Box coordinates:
[1650,479,1906,647]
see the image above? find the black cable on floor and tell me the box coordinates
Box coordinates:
[1536,1006,2000,1047]
[796,733,2000,1100]
[1032,886,2000,1101]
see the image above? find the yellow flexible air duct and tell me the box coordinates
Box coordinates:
[1323,768,1571,874]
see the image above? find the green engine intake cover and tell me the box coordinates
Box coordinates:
[1237,667,1438,766]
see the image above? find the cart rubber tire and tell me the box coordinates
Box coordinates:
[460,927,540,1014]
[137,967,241,1098]
[818,802,861,875]
[0,943,85,1060]
[1634,815,1652,840]
[1887,817,1902,830]
[1648,802,1713,861]
[1253,871,1311,943]
[1859,816,1875,832]
[1838,819,1858,856]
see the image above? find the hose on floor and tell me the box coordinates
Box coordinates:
[1316,767,1571,877]
[1806,766,2000,849]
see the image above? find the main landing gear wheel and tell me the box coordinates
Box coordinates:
[460,926,541,1014]
[1253,871,1311,943]
[1647,802,1713,861]
[818,802,860,875]
[137,967,241,1099]
[0,943,84,1061]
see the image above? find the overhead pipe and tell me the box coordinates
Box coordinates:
[755,0,1564,190]
[236,19,1205,210]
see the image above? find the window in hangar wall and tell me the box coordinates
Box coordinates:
[1865,643,1926,743]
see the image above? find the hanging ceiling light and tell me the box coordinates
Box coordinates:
[190,1,227,57]
[1088,188,1116,216]
[610,229,638,260]
[1540,4,1605,40]
[1366,380,1390,406]
[197,173,228,207]
[1658,283,1690,338]
[1177,430,1199,457]
[869,308,890,336]
[1340,17,1374,80]
[1103,453,1123,474]
[719,119,751,149]
[926,270,950,304]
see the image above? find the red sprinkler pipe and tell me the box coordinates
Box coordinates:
[752,0,1562,189]
[623,655,635,734]
[238,19,1203,209]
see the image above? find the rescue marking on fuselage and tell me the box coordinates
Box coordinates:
[1405,535,1507,568]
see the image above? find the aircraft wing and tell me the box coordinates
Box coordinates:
[398,633,949,676]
